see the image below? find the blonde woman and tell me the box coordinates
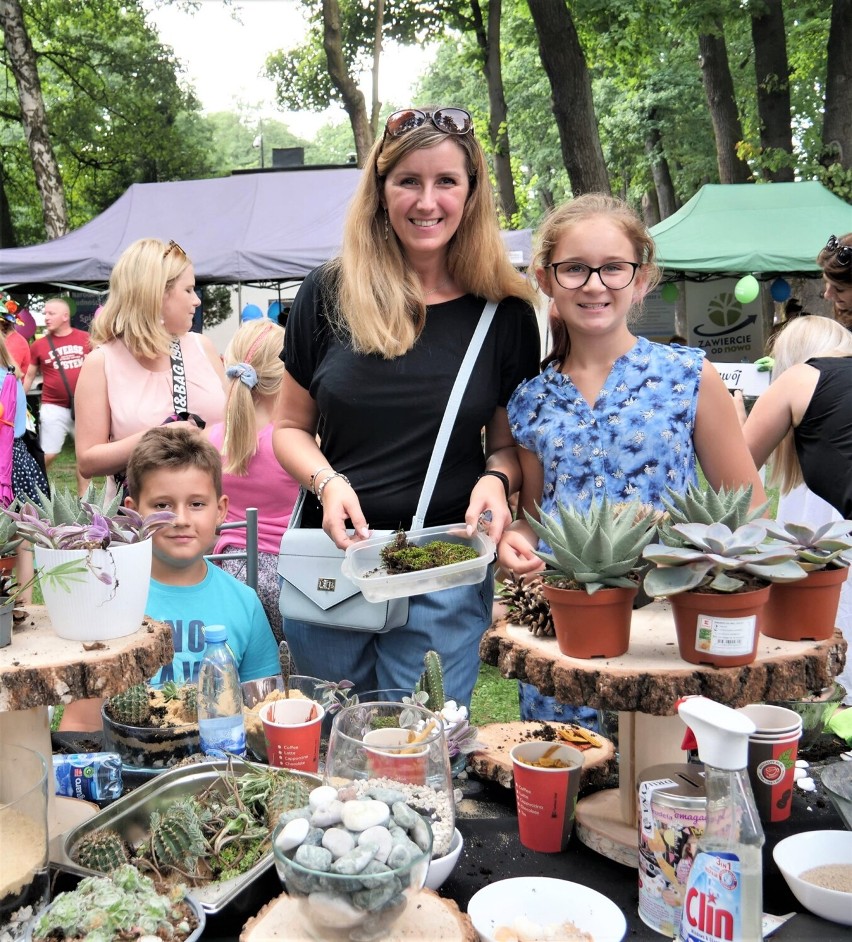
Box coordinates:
[75,238,226,492]
[273,107,540,705]
[207,320,299,642]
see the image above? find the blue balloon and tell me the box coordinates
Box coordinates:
[770,278,791,302]
[241,303,263,321]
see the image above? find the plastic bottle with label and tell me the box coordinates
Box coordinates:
[53,752,122,802]
[197,624,246,758]
[677,696,764,942]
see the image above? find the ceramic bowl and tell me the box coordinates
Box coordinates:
[772,829,852,925]
[467,876,627,942]
[425,827,463,891]
[820,761,852,830]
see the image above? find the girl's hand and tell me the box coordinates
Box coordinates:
[320,477,370,549]
[465,475,512,543]
[498,529,545,575]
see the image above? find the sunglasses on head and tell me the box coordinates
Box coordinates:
[825,235,852,267]
[163,239,186,260]
[382,108,474,143]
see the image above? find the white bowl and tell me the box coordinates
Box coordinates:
[467,876,627,942]
[425,827,463,891]
[773,829,852,925]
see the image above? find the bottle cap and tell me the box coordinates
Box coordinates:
[204,624,228,643]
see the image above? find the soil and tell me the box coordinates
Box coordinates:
[103,686,197,728]
[380,531,478,574]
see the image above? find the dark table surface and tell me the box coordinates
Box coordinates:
[49,751,849,941]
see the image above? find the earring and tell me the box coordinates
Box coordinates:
[384,209,389,241]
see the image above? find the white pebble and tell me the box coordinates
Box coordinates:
[796,776,816,792]
[342,799,390,832]
[307,891,366,928]
[358,825,392,863]
[309,785,339,810]
[794,759,809,768]
[322,826,356,859]
[311,800,344,828]
[841,751,852,761]
[793,767,808,781]
[275,816,310,852]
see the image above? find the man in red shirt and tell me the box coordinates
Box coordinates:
[25,298,91,494]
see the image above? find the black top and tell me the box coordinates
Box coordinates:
[795,356,852,517]
[284,268,540,530]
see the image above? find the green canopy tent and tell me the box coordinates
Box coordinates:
[650,182,852,280]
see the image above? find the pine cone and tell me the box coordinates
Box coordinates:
[500,574,554,637]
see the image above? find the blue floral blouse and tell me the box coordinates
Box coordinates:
[508,337,705,523]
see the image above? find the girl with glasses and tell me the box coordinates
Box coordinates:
[498,194,765,726]
[272,107,540,707]
[817,233,852,328]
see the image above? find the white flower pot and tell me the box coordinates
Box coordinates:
[34,540,153,641]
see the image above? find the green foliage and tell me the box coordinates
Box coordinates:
[659,482,768,546]
[106,684,151,726]
[415,650,446,712]
[470,664,519,726]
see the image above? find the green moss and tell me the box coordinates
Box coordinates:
[381,531,478,574]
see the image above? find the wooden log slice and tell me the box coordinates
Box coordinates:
[468,721,616,790]
[479,600,847,715]
[240,888,476,942]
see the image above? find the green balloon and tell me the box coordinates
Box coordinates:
[661,283,678,303]
[734,275,760,304]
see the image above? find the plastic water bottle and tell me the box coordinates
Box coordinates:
[53,752,122,802]
[197,625,247,758]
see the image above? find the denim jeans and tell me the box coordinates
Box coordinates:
[517,681,601,732]
[283,567,493,709]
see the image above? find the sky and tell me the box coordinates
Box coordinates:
[145,0,434,138]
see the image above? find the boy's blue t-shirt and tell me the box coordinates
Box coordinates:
[147,561,279,686]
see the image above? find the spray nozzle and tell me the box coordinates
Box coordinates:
[677,696,755,771]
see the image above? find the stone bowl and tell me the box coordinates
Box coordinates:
[272,815,432,939]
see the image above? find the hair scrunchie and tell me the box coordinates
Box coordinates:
[225,362,258,389]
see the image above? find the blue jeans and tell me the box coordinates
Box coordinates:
[283,569,493,710]
[517,681,601,732]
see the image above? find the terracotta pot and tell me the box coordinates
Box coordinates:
[762,566,848,642]
[671,585,770,667]
[542,583,637,658]
[0,555,15,574]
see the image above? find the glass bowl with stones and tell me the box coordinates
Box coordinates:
[272,783,433,941]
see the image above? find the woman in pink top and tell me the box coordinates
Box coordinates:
[75,238,226,493]
[208,320,299,642]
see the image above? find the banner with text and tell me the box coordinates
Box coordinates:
[684,279,764,363]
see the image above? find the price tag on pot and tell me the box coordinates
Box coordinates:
[695,614,756,656]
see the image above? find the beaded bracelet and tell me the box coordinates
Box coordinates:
[316,471,351,506]
[310,466,334,495]
[476,469,511,500]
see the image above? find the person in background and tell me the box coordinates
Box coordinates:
[498,194,766,726]
[818,233,852,328]
[24,297,91,496]
[0,300,30,377]
[74,238,226,495]
[207,319,299,643]
[273,106,540,706]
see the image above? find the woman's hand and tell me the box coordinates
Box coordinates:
[465,474,512,543]
[497,525,545,576]
[320,475,371,549]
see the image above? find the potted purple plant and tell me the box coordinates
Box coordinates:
[2,483,175,641]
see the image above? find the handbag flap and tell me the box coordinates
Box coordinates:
[278,530,362,611]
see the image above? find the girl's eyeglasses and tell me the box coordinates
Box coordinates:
[163,239,186,259]
[383,108,473,143]
[545,260,640,290]
[825,235,852,267]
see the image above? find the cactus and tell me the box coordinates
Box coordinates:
[107,683,151,726]
[659,483,768,546]
[415,650,445,711]
[74,828,130,873]
[180,683,198,720]
[264,774,313,829]
[150,798,207,874]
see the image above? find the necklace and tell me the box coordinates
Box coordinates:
[423,276,452,297]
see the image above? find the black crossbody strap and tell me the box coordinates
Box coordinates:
[169,338,188,413]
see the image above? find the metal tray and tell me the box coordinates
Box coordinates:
[54,758,320,915]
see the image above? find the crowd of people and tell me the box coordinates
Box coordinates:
[2,106,850,729]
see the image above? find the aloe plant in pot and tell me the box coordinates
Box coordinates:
[757,519,852,642]
[0,513,23,647]
[642,521,806,666]
[524,497,659,658]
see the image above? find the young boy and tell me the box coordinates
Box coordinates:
[58,427,279,730]
[125,425,279,685]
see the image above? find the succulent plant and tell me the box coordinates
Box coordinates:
[150,798,208,874]
[74,828,130,873]
[263,774,313,829]
[0,512,22,559]
[525,496,659,595]
[107,684,151,726]
[658,483,769,546]
[758,518,852,572]
[643,521,807,596]
[181,683,198,720]
[415,650,445,712]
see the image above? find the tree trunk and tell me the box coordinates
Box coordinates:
[369,0,385,138]
[644,116,678,220]
[322,0,373,166]
[0,160,16,248]
[698,23,752,184]
[750,0,794,182]
[470,0,517,222]
[0,0,68,238]
[527,0,610,195]
[641,189,661,229]
[822,0,852,170]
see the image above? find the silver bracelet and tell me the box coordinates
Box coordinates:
[316,471,351,506]
[310,466,334,495]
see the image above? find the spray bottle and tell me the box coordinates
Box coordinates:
[677,696,764,942]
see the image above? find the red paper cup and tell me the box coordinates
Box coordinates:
[260,698,324,772]
[510,742,584,853]
[363,728,429,785]
[747,733,800,823]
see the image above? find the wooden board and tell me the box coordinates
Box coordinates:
[241,888,476,942]
[467,721,616,790]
